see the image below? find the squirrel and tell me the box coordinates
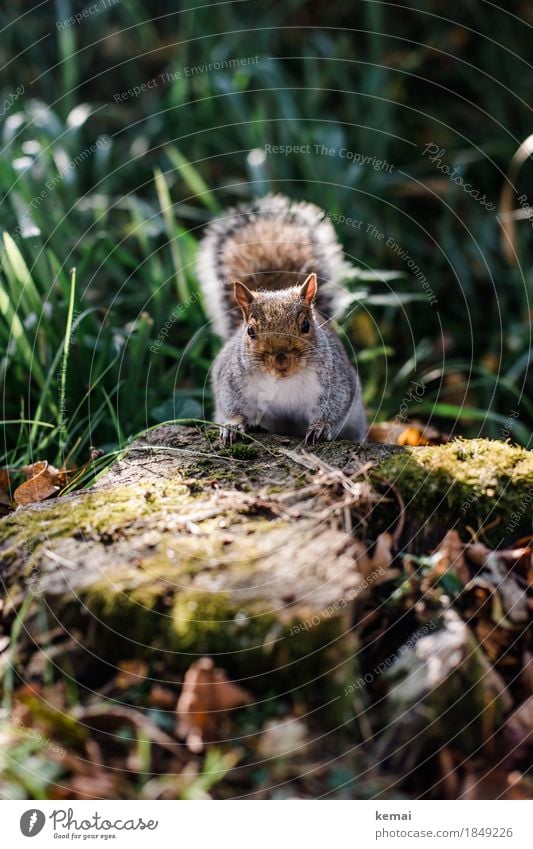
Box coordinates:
[196,193,367,446]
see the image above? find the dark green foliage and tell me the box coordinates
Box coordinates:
[0,1,531,469]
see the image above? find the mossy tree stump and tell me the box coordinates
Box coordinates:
[1,426,532,718]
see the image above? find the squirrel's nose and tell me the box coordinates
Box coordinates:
[274,352,289,369]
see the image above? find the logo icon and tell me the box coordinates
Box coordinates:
[20,810,46,837]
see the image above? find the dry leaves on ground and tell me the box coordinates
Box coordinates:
[176,657,252,753]
[353,532,400,585]
[367,420,450,446]
[1,451,103,509]
[13,462,68,506]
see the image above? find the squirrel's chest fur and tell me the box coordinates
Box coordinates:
[242,366,322,434]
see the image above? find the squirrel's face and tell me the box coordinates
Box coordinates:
[234,274,318,379]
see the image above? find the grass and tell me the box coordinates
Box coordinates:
[0,0,532,472]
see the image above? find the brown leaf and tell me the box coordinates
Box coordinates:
[20,461,61,482]
[114,659,148,689]
[14,477,58,506]
[176,657,252,753]
[371,532,394,572]
[367,420,449,446]
[13,460,82,506]
[432,530,470,586]
[353,533,398,584]
[0,468,12,506]
[14,461,64,506]
[367,421,407,444]
[148,685,178,710]
[397,425,431,446]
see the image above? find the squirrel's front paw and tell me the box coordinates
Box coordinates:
[304,421,333,446]
[220,419,247,447]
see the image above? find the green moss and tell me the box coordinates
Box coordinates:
[171,589,356,714]
[78,579,166,650]
[68,565,356,710]
[173,590,276,655]
[220,443,259,460]
[0,478,191,565]
[371,438,533,542]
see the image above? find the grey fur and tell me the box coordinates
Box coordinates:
[197,193,353,339]
[212,315,366,445]
[198,195,366,444]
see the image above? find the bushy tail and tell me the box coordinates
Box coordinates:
[196,194,353,339]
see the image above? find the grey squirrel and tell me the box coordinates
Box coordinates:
[196,194,367,445]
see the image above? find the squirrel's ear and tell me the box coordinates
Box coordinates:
[299,272,318,306]
[234,280,254,319]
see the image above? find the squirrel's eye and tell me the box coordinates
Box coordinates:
[301,317,310,334]
[247,324,256,338]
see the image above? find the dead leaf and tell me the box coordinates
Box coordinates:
[13,461,66,506]
[12,458,90,506]
[368,420,449,446]
[432,530,470,586]
[353,533,398,585]
[20,461,66,484]
[0,468,12,512]
[397,426,431,446]
[114,659,148,690]
[371,532,395,572]
[148,685,177,710]
[176,657,252,753]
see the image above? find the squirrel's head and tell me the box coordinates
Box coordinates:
[234,273,318,379]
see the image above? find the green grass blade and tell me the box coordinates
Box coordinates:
[154,167,189,304]
[0,280,45,387]
[58,267,77,454]
[165,146,221,212]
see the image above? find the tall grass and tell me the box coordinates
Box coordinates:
[0,0,531,469]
